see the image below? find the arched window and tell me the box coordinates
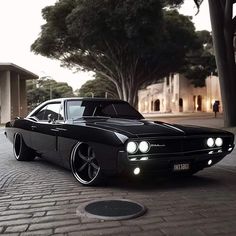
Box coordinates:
[154,99,160,111]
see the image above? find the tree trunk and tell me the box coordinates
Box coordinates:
[208,0,236,127]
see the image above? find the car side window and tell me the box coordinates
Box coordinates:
[34,106,47,120]
[67,101,85,119]
[34,103,62,122]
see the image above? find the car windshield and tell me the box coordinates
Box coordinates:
[66,100,144,120]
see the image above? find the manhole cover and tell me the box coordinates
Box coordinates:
[77,199,146,220]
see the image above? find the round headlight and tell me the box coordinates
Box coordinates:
[126,141,138,154]
[207,138,215,147]
[138,141,150,153]
[215,137,223,147]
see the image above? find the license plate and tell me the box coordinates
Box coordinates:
[173,163,190,171]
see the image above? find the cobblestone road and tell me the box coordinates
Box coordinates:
[1,120,236,235]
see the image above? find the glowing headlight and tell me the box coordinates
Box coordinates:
[126,141,138,154]
[215,137,223,147]
[138,141,150,153]
[207,138,215,147]
[133,167,140,175]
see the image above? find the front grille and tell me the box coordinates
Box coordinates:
[127,135,233,160]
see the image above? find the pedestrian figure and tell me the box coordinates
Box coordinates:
[213,101,219,118]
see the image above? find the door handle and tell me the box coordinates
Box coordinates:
[50,129,60,132]
[31,125,37,130]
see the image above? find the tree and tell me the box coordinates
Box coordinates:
[31,0,199,107]
[78,76,119,98]
[188,0,236,127]
[207,0,236,126]
[27,77,74,109]
[164,0,236,127]
[183,30,216,87]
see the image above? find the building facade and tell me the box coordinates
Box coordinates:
[138,74,222,114]
[0,63,38,123]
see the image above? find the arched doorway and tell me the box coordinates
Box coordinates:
[179,98,183,112]
[197,95,202,111]
[154,99,160,111]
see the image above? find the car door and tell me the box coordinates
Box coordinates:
[29,102,65,165]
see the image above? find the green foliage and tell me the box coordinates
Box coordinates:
[31,0,203,105]
[27,78,74,110]
[182,30,216,87]
[78,76,119,98]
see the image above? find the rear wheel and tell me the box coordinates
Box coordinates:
[70,142,104,186]
[13,133,35,161]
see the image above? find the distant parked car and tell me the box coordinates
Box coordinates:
[5,98,235,185]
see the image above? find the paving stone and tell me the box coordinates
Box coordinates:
[5,225,28,233]
[20,229,53,235]
[68,226,141,236]
[55,221,121,233]
[28,219,80,231]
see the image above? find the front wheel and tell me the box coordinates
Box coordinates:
[70,142,104,186]
[13,133,35,161]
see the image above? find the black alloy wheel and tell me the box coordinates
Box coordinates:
[71,142,103,185]
[13,133,35,161]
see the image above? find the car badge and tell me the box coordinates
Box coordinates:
[150,144,166,148]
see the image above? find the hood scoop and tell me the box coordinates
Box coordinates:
[95,119,144,127]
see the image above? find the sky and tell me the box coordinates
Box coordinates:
[0,0,211,91]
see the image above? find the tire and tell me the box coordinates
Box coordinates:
[70,142,104,186]
[13,133,35,161]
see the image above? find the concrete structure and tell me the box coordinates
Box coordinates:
[138,74,222,114]
[0,63,38,123]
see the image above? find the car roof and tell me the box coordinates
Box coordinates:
[47,97,125,103]
[27,97,127,118]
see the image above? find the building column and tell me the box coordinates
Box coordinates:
[20,79,27,117]
[10,72,19,119]
[0,71,11,123]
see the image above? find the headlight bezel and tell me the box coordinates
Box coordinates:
[138,141,150,153]
[206,137,223,148]
[126,140,150,154]
[215,137,223,147]
[126,141,138,154]
[206,137,215,148]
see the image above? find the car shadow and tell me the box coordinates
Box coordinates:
[101,173,223,191]
[32,157,227,191]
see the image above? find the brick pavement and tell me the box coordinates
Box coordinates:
[1,117,236,235]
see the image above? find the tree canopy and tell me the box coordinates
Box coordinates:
[183,30,216,87]
[27,77,74,110]
[77,76,119,99]
[32,0,201,106]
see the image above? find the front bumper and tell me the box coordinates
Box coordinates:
[117,147,234,175]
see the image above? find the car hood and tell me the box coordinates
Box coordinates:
[82,118,227,138]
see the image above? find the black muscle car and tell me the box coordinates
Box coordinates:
[5,98,235,185]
